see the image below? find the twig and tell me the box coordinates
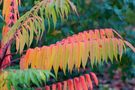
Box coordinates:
[0,57,21,70]
[124,40,135,53]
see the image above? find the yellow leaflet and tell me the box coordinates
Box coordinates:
[97,39,102,64]
[74,42,79,69]
[72,43,77,70]
[40,47,45,69]
[108,39,114,62]
[29,21,34,47]
[33,48,40,68]
[18,32,25,54]
[44,47,49,70]
[22,26,29,46]
[113,38,118,61]
[38,48,44,70]
[49,45,55,70]
[63,43,70,74]
[52,45,59,76]
[68,43,74,73]
[89,40,95,67]
[49,46,53,70]
[118,39,124,61]
[31,49,37,68]
[59,44,64,69]
[41,46,47,70]
[81,41,88,69]
[86,40,90,59]
[37,48,42,69]
[16,36,20,52]
[94,40,98,65]
[101,39,105,62]
[46,47,51,70]
[104,39,109,62]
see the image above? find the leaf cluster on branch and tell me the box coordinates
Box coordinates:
[0,69,55,90]
[44,72,98,90]
[20,28,126,76]
[2,0,77,54]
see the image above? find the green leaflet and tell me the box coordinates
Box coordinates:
[32,69,43,86]
[39,71,46,81]
[29,70,40,87]
[39,7,45,38]
[24,70,30,87]
[1,69,55,89]
[51,7,57,29]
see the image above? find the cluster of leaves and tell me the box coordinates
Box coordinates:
[44,72,98,90]
[0,0,134,89]
[0,69,55,90]
[2,0,77,54]
[65,0,135,79]
[20,29,126,77]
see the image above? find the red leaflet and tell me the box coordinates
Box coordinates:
[90,72,99,86]
[73,77,82,90]
[67,79,74,90]
[63,81,67,90]
[52,84,56,90]
[57,83,62,90]
[45,86,50,90]
[44,73,99,90]
[79,76,88,90]
[85,74,93,90]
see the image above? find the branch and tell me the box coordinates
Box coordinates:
[0,38,14,68]
[124,40,135,53]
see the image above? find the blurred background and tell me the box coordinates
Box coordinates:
[0,0,135,89]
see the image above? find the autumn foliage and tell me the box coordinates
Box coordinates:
[0,0,135,90]
[20,28,125,76]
